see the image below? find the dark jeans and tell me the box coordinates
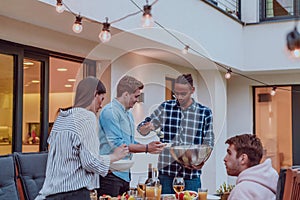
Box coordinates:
[46,188,90,200]
[97,173,130,197]
[159,174,201,194]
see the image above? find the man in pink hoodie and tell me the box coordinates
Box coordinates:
[224,134,278,200]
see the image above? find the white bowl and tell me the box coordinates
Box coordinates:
[110,160,134,171]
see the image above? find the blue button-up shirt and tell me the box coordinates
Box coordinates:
[99,98,137,182]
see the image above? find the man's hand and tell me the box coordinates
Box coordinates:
[139,122,155,136]
[183,161,205,170]
[147,141,166,154]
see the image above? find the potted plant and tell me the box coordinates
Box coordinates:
[216,182,234,200]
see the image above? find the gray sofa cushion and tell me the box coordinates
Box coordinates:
[0,154,20,200]
[14,152,48,200]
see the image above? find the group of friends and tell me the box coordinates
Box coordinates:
[35,74,279,200]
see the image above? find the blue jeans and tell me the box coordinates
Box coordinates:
[159,174,201,194]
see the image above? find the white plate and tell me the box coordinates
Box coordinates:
[110,160,134,171]
[207,194,221,200]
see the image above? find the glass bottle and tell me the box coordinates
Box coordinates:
[145,167,161,200]
[145,163,153,185]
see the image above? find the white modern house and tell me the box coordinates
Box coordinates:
[0,0,299,194]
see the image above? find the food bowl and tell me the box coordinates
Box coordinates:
[176,191,198,200]
[170,144,212,168]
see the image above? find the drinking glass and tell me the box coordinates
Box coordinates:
[89,190,97,200]
[197,188,208,200]
[172,177,185,199]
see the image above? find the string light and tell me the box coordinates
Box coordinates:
[142,2,154,28]
[182,45,189,54]
[56,0,65,13]
[99,18,111,43]
[54,0,300,95]
[293,49,300,57]
[286,27,300,58]
[270,86,277,96]
[224,68,232,79]
[72,15,83,33]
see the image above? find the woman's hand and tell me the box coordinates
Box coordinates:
[109,144,129,163]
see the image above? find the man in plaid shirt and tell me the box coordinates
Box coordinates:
[137,74,214,194]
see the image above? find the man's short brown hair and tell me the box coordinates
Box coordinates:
[226,134,263,167]
[117,75,144,97]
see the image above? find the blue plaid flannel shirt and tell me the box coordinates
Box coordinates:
[138,99,214,179]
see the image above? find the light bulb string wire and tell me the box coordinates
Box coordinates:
[61,0,158,25]
[129,0,281,89]
[59,0,300,94]
[188,45,268,86]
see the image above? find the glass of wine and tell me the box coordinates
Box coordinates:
[173,177,185,199]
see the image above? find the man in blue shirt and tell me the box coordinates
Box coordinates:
[98,75,165,196]
[138,74,214,194]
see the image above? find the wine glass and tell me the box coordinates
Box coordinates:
[173,177,185,199]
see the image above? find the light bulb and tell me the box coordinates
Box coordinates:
[99,30,111,43]
[142,14,154,28]
[293,49,300,58]
[56,0,65,13]
[225,68,232,79]
[72,23,82,33]
[270,87,276,96]
[182,46,189,54]
[270,90,276,96]
[142,5,154,28]
[99,22,111,43]
[225,72,231,79]
[72,16,83,33]
[287,27,300,57]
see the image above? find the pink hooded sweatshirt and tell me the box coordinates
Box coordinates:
[228,158,279,200]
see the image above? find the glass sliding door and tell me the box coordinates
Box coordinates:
[254,86,292,171]
[22,58,41,152]
[48,57,82,129]
[0,53,14,155]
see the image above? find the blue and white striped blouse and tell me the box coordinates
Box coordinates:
[36,107,110,199]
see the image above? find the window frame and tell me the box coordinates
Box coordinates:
[0,39,96,152]
[260,0,300,22]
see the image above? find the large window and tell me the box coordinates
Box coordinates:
[22,58,41,152]
[254,86,292,171]
[204,0,241,20]
[0,39,96,154]
[48,57,83,126]
[0,53,14,155]
[261,0,300,20]
[254,85,300,169]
